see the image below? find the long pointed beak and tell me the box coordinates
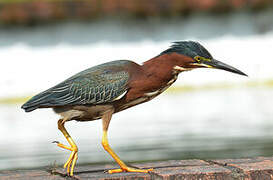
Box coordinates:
[203,59,248,76]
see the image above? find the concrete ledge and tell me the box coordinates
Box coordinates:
[0,156,272,180]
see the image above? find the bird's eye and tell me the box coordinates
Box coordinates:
[194,56,202,63]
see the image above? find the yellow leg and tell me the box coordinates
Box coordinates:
[101,110,153,174]
[54,119,78,176]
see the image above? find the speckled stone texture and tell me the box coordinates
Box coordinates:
[1,156,272,180]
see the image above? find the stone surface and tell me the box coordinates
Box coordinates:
[0,157,272,179]
[213,156,273,180]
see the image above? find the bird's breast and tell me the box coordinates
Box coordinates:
[144,73,178,98]
[115,74,178,112]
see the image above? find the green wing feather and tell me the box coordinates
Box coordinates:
[22,60,131,112]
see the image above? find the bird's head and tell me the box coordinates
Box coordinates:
[160,41,247,76]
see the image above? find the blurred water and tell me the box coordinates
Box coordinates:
[1,10,273,46]
[1,10,273,98]
[0,88,272,170]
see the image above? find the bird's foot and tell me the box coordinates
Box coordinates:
[108,166,153,174]
[53,141,78,176]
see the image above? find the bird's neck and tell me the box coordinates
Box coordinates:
[142,54,180,82]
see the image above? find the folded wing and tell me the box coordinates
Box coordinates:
[22,60,130,112]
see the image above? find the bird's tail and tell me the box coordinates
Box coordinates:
[21,103,38,112]
[21,91,52,112]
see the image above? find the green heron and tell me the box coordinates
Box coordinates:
[22,41,247,176]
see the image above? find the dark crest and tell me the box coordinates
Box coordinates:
[160,41,213,59]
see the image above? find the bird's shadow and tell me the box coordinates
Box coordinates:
[46,162,197,178]
[46,165,116,179]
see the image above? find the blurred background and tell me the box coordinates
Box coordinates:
[0,0,272,171]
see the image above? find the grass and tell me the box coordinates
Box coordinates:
[1,79,272,104]
[0,0,95,2]
[0,0,67,2]
[166,79,273,94]
[0,96,30,105]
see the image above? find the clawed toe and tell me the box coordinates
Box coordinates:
[55,141,78,176]
[108,166,153,174]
